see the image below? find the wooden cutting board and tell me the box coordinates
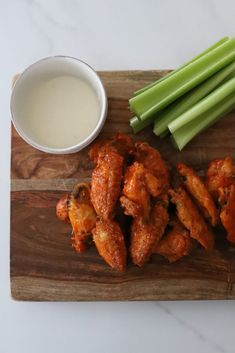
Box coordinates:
[11,70,235,301]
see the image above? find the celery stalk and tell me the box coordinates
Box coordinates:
[134,36,229,96]
[153,61,235,136]
[168,76,235,133]
[130,38,235,121]
[130,116,155,133]
[171,93,235,150]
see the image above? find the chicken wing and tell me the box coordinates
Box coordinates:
[206,157,235,199]
[145,172,165,197]
[91,149,124,220]
[134,141,170,196]
[89,133,133,164]
[169,187,214,250]
[69,183,97,253]
[154,218,193,262]
[89,139,109,164]
[219,185,235,244]
[92,219,127,271]
[177,163,219,226]
[110,132,134,158]
[120,162,163,220]
[130,201,169,266]
[120,162,150,220]
[56,194,70,223]
[119,195,142,219]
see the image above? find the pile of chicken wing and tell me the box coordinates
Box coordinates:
[56,133,235,271]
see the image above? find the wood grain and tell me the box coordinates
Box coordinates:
[11,70,235,301]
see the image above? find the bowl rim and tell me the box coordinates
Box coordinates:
[10,55,108,154]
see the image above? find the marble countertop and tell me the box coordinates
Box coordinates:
[1,1,235,352]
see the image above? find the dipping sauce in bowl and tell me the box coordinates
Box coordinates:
[11,56,107,154]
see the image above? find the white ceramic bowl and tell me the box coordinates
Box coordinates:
[10,56,108,154]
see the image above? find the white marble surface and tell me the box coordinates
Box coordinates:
[1,1,235,352]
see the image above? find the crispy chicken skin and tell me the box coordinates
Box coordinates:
[109,132,134,158]
[130,202,169,266]
[92,219,127,271]
[206,157,235,199]
[89,134,132,270]
[56,194,70,223]
[91,150,124,220]
[89,133,133,164]
[120,162,162,220]
[121,162,150,220]
[134,141,170,195]
[206,157,235,243]
[154,219,193,262]
[219,185,235,244]
[145,172,165,197]
[169,187,214,250]
[90,133,134,220]
[119,195,142,219]
[68,183,97,253]
[177,163,219,227]
[88,140,108,163]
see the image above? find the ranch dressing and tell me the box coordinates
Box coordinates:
[19,75,100,148]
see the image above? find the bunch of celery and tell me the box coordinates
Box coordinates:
[129,37,235,150]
